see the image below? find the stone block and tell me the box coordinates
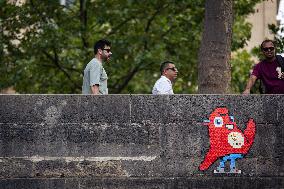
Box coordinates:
[0,95,131,125]
[276,95,284,123]
[0,178,74,189]
[165,95,264,125]
[233,177,257,189]
[0,95,80,124]
[130,95,170,123]
[256,177,284,189]
[250,124,282,158]
[33,159,128,178]
[256,157,282,176]
[190,177,239,189]
[78,178,167,189]
[0,158,33,178]
[0,121,160,157]
[77,95,130,124]
[262,95,280,124]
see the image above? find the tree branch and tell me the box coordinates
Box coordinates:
[42,49,81,90]
[29,0,49,24]
[111,5,170,93]
[40,61,81,73]
[143,3,169,50]
[79,0,89,49]
[111,64,142,93]
[106,16,136,36]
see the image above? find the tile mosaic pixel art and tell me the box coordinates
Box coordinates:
[199,107,256,173]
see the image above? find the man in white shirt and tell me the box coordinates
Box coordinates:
[152,61,178,94]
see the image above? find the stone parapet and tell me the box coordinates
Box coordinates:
[0,95,283,188]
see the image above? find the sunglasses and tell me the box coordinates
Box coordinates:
[262,47,275,52]
[166,67,178,72]
[102,48,111,53]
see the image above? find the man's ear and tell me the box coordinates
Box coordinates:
[98,49,103,55]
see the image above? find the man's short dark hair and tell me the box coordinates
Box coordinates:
[160,61,174,75]
[94,39,111,54]
[260,39,275,50]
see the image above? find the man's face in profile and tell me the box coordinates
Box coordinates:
[164,63,178,82]
[101,45,112,62]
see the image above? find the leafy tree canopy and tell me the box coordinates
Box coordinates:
[0,0,263,93]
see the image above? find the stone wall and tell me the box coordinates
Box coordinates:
[0,95,283,188]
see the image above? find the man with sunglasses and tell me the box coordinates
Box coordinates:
[82,39,112,94]
[243,39,284,94]
[152,61,178,94]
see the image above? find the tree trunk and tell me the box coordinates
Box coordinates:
[198,0,233,94]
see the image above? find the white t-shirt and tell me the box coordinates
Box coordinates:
[152,76,174,94]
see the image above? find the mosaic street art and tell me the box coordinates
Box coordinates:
[199,107,256,173]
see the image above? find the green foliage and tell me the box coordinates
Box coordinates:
[230,50,257,93]
[267,23,284,54]
[1,0,263,93]
[232,17,252,51]
[233,0,262,16]
[231,0,262,51]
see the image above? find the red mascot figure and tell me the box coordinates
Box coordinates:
[199,107,256,173]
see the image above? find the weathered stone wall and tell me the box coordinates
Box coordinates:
[0,95,283,188]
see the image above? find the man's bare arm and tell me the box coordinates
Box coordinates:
[243,75,257,94]
[91,85,100,94]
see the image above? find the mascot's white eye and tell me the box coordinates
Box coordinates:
[214,117,223,127]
